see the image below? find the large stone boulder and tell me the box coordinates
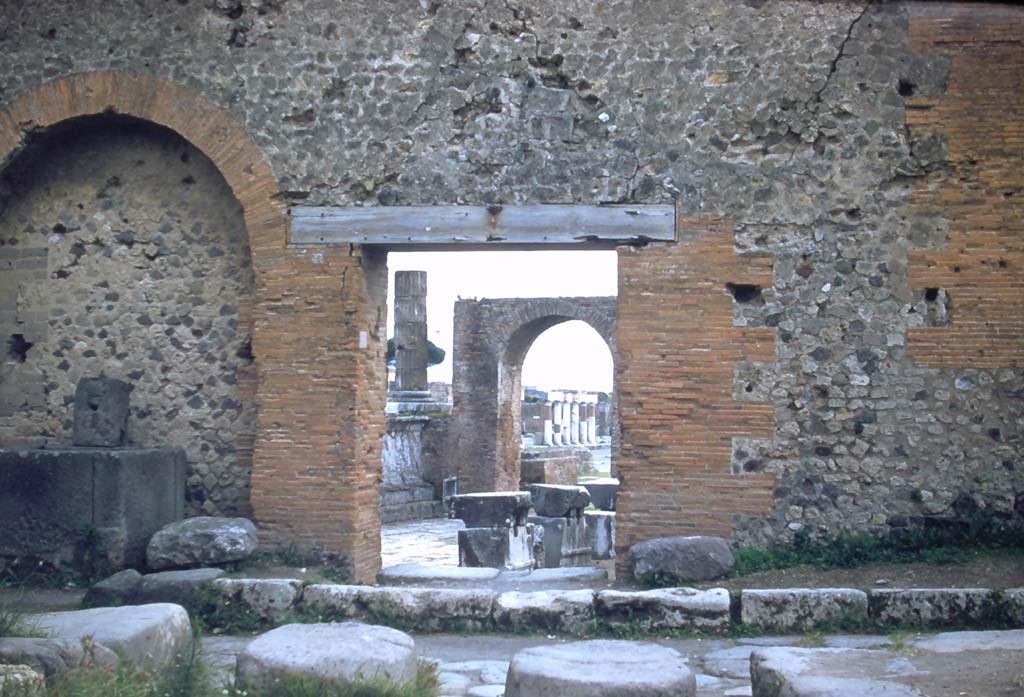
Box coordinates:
[146,516,258,570]
[235,622,417,690]
[0,638,118,677]
[628,536,734,582]
[505,640,696,696]
[30,604,192,667]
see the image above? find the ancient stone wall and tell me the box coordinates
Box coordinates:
[0,115,257,517]
[0,1,1020,577]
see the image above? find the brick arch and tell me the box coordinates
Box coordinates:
[451,297,616,492]
[0,72,388,584]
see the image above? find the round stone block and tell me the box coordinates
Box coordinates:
[236,622,417,690]
[504,640,696,697]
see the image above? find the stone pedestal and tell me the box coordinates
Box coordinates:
[528,484,591,568]
[380,408,446,523]
[451,492,533,570]
[0,446,186,575]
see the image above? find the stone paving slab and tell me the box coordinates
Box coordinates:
[749,647,926,697]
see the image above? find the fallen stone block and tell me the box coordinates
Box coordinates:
[31,604,192,667]
[0,664,45,697]
[529,484,590,518]
[628,536,734,582]
[135,567,225,607]
[505,640,696,696]
[378,563,500,585]
[0,638,118,677]
[595,587,730,631]
[750,647,925,697]
[741,588,868,632]
[585,511,615,560]
[494,590,596,634]
[868,588,994,628]
[212,578,303,623]
[146,516,258,570]
[582,478,619,512]
[236,622,417,690]
[83,568,144,607]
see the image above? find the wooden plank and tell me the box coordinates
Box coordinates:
[290,204,676,246]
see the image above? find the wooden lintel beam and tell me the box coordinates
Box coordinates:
[289,204,677,246]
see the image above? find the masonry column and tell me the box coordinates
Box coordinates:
[568,394,580,446]
[586,398,597,445]
[392,270,430,401]
[543,400,555,446]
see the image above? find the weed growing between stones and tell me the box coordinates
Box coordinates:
[193,586,265,634]
[0,602,46,638]
[224,663,440,697]
[729,514,1024,577]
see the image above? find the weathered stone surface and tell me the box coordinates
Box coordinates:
[520,448,581,487]
[135,568,225,607]
[71,376,132,448]
[585,511,615,560]
[911,628,1024,653]
[750,647,925,697]
[702,645,758,680]
[83,569,144,607]
[146,517,257,570]
[628,536,735,582]
[1003,589,1024,627]
[377,563,500,585]
[528,515,590,568]
[0,446,186,574]
[494,590,596,634]
[0,664,45,696]
[235,623,417,690]
[211,578,303,622]
[741,589,868,632]
[582,479,619,512]
[504,567,609,587]
[300,584,496,630]
[31,604,192,667]
[868,588,994,627]
[0,638,118,677]
[505,640,696,697]
[451,492,532,528]
[529,484,591,518]
[596,587,730,631]
[458,526,533,570]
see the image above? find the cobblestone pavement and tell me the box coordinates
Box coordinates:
[381,517,464,568]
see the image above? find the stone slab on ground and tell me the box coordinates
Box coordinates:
[301,584,496,630]
[0,664,45,696]
[740,588,868,632]
[146,516,258,570]
[0,638,118,677]
[596,587,730,631]
[868,588,994,627]
[212,578,303,622]
[378,563,500,585]
[30,603,192,667]
[911,628,1024,653]
[749,647,925,697]
[494,590,596,634]
[83,569,143,607]
[135,567,225,607]
[628,536,735,582]
[235,622,417,690]
[505,640,696,696]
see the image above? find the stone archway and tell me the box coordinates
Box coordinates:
[0,72,390,583]
[450,296,616,492]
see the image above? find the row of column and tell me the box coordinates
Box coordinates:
[542,391,599,447]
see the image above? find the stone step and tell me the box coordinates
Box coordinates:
[381,499,445,524]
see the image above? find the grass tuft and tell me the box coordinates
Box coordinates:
[225,663,440,697]
[0,602,46,638]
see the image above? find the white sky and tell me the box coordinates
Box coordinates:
[387,250,616,393]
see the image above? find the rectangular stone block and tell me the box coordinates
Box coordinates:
[458,526,533,570]
[72,377,132,447]
[583,478,619,512]
[868,588,996,628]
[0,446,186,574]
[585,511,615,560]
[299,584,496,631]
[529,515,591,568]
[596,587,730,631]
[451,491,531,528]
[741,589,868,632]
